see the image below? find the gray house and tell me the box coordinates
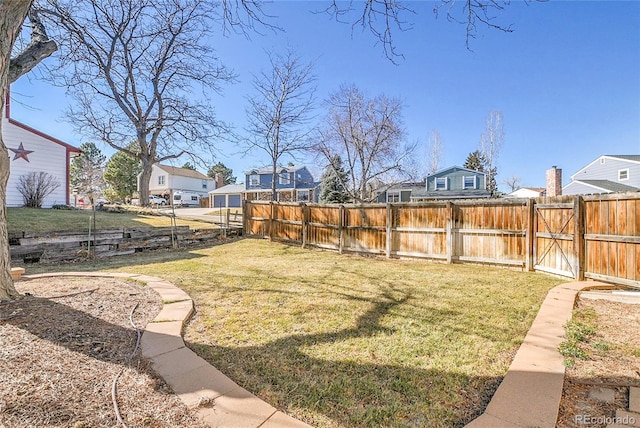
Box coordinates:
[413,166,490,200]
[244,165,320,202]
[376,166,491,202]
[209,183,245,209]
[563,155,640,195]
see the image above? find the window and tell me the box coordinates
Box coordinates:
[191,196,198,201]
[202,180,208,189]
[463,176,477,189]
[279,172,291,185]
[387,192,400,203]
[297,190,310,201]
[250,174,259,186]
[158,175,165,185]
[619,169,629,181]
[435,177,447,190]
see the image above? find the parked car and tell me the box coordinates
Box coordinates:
[149,195,167,205]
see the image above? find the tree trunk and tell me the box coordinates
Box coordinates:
[0,1,34,300]
[139,155,153,206]
[271,159,277,202]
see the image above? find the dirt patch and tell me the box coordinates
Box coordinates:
[557,297,640,427]
[0,276,207,428]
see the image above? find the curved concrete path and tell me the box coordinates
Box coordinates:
[466,280,618,428]
[23,272,311,428]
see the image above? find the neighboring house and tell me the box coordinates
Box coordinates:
[209,183,245,208]
[417,166,489,199]
[563,155,640,195]
[3,92,80,207]
[506,187,546,198]
[375,182,424,203]
[244,165,320,202]
[140,164,215,201]
[375,166,490,202]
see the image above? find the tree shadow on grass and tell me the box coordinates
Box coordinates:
[185,289,503,427]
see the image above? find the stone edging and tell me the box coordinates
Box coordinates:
[466,281,619,428]
[23,272,310,428]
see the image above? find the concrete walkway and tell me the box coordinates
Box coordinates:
[23,272,310,428]
[466,280,618,428]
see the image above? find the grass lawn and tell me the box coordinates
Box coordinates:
[26,239,563,427]
[7,207,216,233]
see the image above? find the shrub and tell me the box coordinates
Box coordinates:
[17,172,61,208]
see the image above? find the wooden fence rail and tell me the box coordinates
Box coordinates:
[244,193,640,288]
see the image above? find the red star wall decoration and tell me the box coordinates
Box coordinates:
[9,143,34,162]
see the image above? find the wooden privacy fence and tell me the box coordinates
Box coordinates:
[244,193,640,288]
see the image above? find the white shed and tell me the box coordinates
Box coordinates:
[3,94,80,207]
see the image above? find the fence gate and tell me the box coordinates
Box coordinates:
[533,199,579,278]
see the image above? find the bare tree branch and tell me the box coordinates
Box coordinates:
[36,0,235,205]
[244,48,317,200]
[315,84,414,202]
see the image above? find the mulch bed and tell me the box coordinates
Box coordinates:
[0,276,207,428]
[557,297,640,427]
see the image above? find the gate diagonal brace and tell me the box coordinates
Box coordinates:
[536,207,575,274]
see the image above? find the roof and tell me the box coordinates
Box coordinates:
[246,165,306,175]
[4,92,80,153]
[426,165,487,178]
[156,164,210,180]
[209,183,245,194]
[410,189,492,200]
[568,179,639,193]
[606,155,640,163]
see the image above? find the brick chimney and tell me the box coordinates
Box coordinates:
[214,173,225,189]
[546,166,562,197]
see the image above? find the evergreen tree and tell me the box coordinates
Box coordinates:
[104,144,142,202]
[319,155,350,204]
[464,150,499,196]
[181,162,197,170]
[207,162,237,185]
[463,150,485,172]
[70,142,106,204]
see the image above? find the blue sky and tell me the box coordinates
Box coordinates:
[9,0,640,191]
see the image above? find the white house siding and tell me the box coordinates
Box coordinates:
[2,117,72,207]
[146,164,215,196]
[571,156,640,189]
[170,174,213,194]
[506,188,544,198]
[148,166,171,195]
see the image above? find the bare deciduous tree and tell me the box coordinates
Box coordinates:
[479,110,504,197]
[503,174,521,193]
[1,2,57,299]
[37,0,235,206]
[245,49,316,201]
[426,129,443,175]
[321,0,523,62]
[316,84,414,203]
[16,171,61,208]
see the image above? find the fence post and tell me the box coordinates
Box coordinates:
[224,208,230,238]
[446,202,454,264]
[338,204,344,254]
[269,201,274,242]
[574,195,585,280]
[301,203,308,249]
[525,199,535,271]
[242,199,248,236]
[385,203,392,258]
